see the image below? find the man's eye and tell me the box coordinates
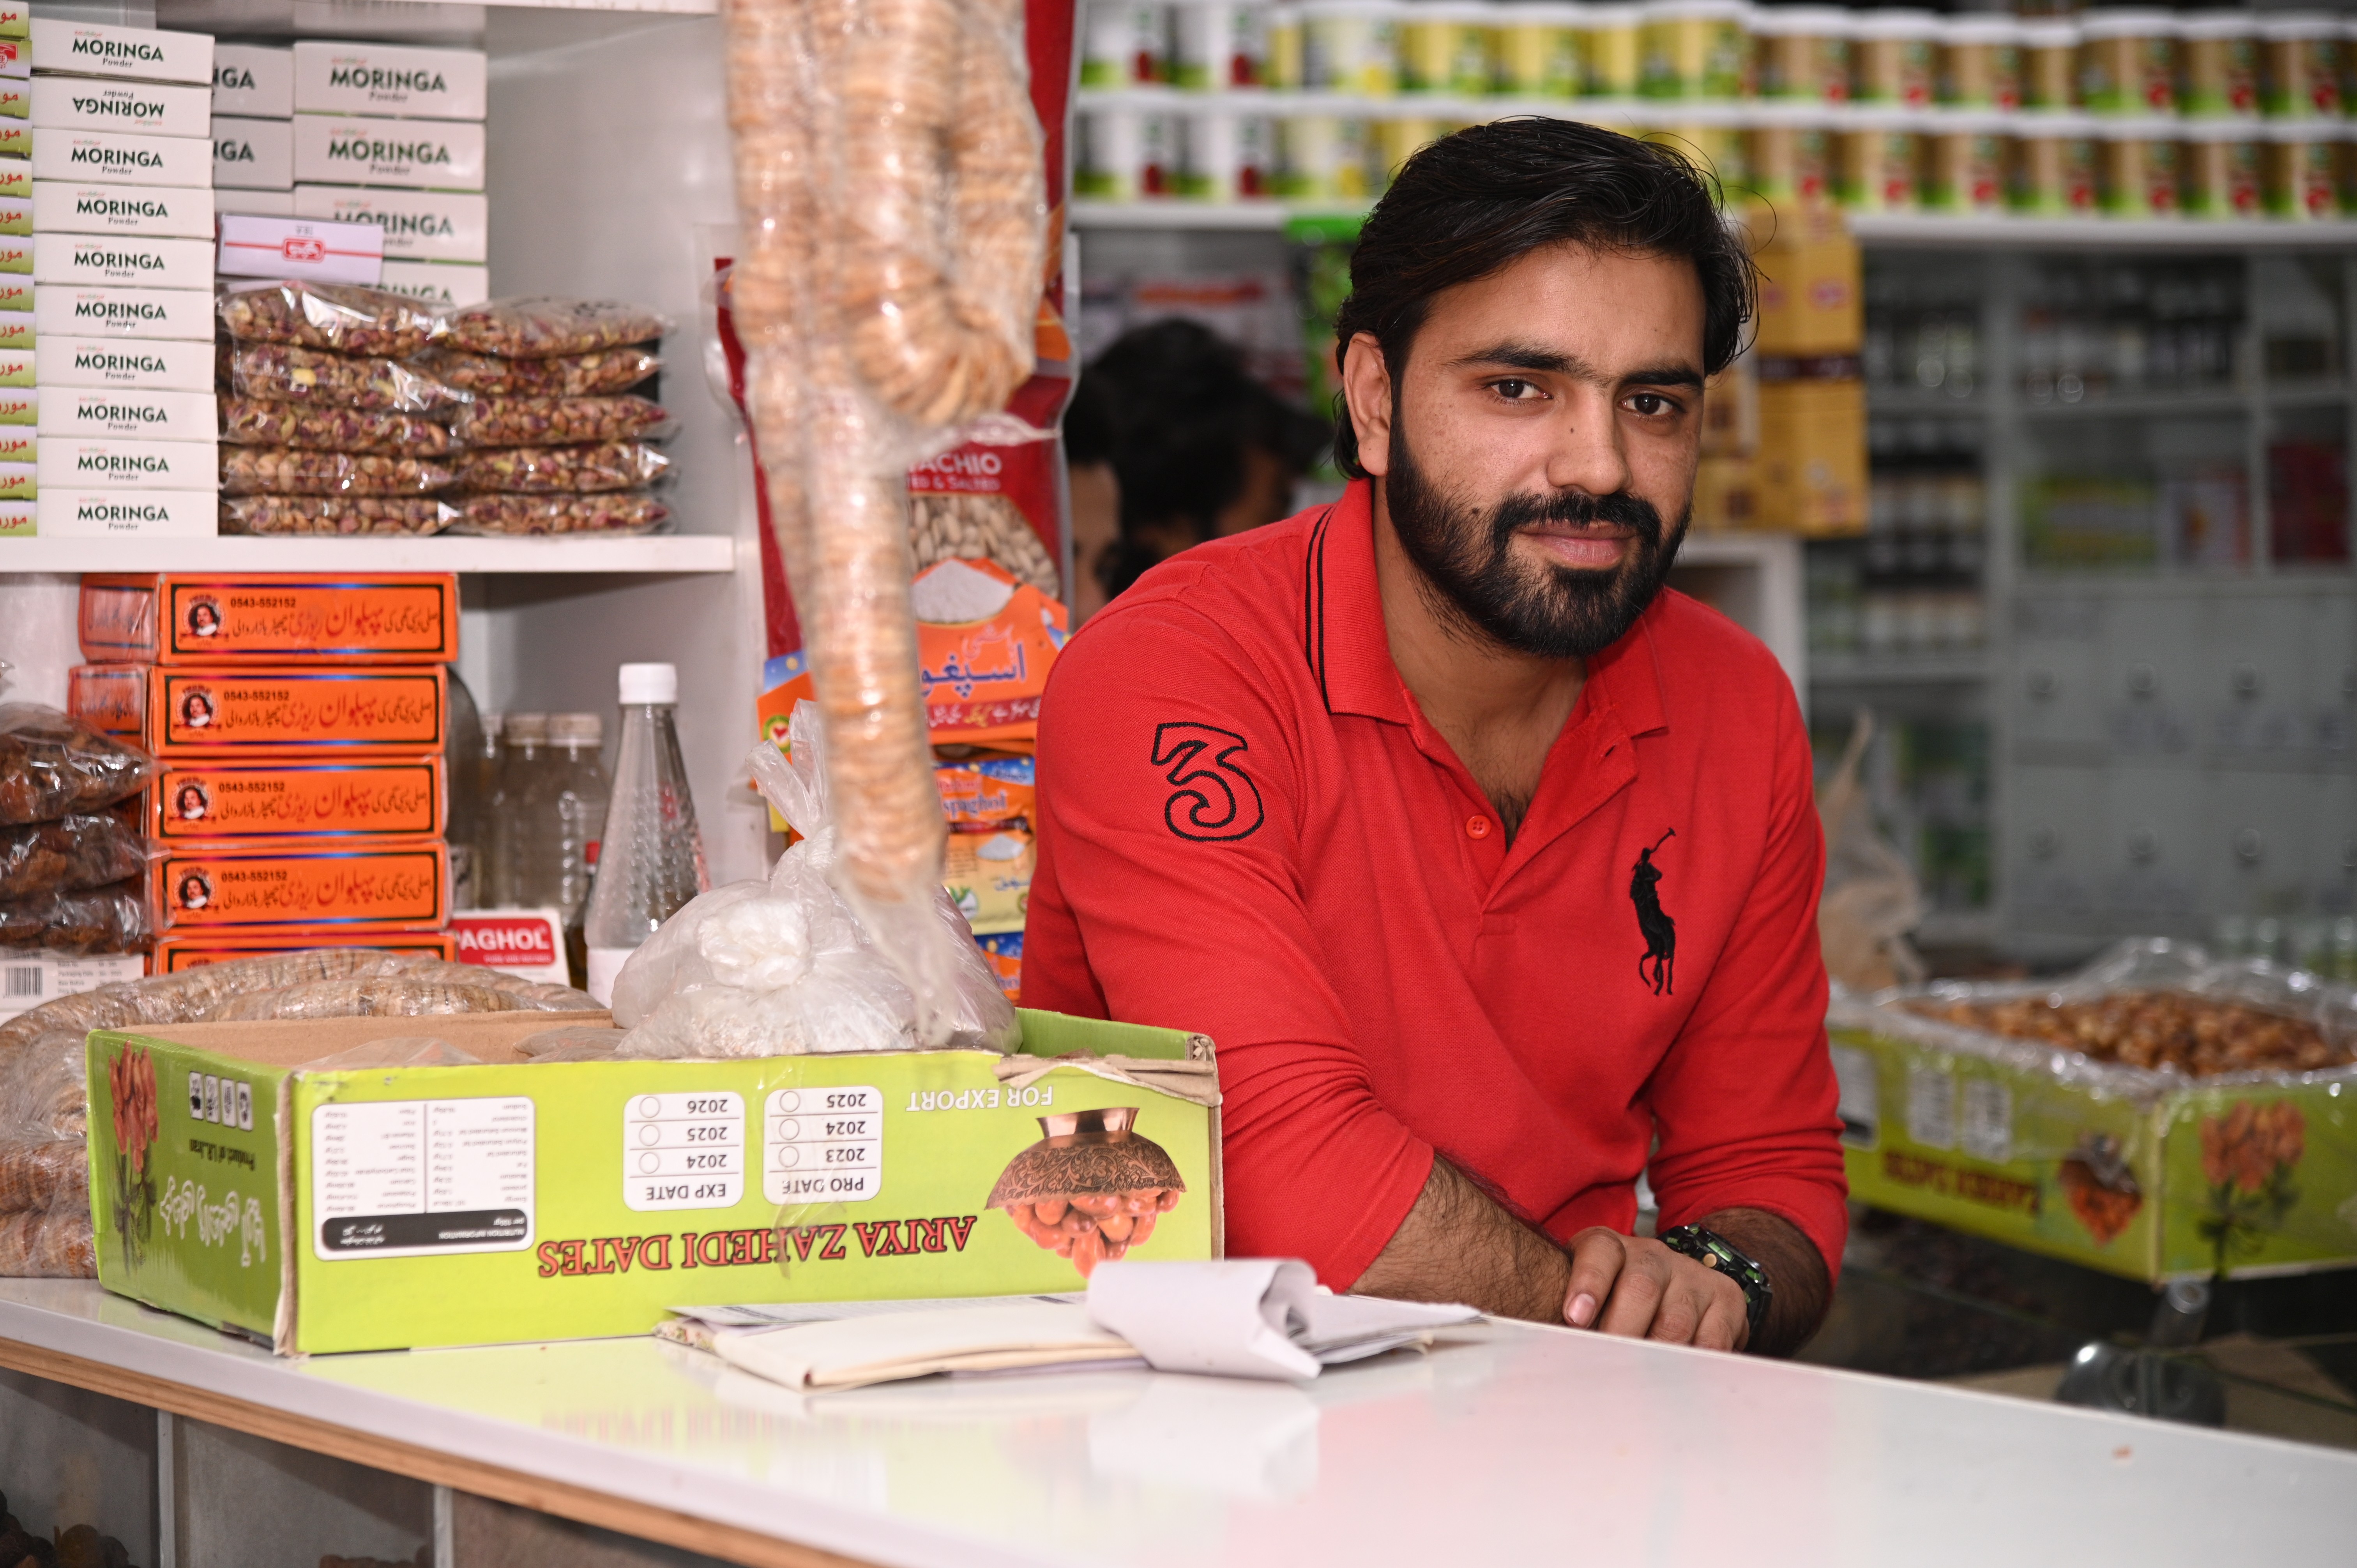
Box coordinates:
[1491,379,1538,401]
[1628,393,1675,416]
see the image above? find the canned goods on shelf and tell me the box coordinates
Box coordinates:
[2262,118,2339,219]
[1752,7,1851,107]
[2018,19,2081,112]
[1638,0,1752,102]
[2176,11,2262,120]
[2008,115,2099,216]
[1937,15,2023,112]
[1081,1,1172,89]
[2179,119,2264,219]
[2077,9,2177,117]
[1172,2,1270,91]
[1923,117,2007,216]
[1491,3,1583,99]
[1850,8,1938,110]
[1302,0,1403,97]
[2096,123,2182,219]
[1273,113,1375,200]
[1836,118,1921,213]
[1175,109,1272,199]
[2259,13,2341,120]
[1581,4,1644,98]
[1398,1,1492,97]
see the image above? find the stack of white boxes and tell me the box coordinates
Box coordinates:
[0,6,33,538]
[211,42,293,217]
[28,18,216,539]
[267,41,487,308]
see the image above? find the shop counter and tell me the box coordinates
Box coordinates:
[2,1278,2353,1567]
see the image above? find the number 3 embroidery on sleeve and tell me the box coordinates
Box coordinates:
[1152,722,1266,842]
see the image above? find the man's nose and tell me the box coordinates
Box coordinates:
[1542,388,1631,498]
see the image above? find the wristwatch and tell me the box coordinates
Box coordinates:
[1657,1224,1773,1342]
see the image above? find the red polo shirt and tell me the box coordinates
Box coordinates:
[1022,480,1846,1288]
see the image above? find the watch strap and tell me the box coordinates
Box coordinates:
[1657,1223,1772,1341]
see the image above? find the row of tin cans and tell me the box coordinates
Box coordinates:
[1078,105,2357,222]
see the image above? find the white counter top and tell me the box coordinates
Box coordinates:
[4,1279,2353,1568]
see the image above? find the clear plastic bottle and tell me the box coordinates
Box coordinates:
[581,665,708,1006]
[483,712,548,909]
[522,713,611,985]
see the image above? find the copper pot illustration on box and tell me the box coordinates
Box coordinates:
[988,1106,1184,1279]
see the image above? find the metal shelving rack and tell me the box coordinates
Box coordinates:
[1843,241,2357,963]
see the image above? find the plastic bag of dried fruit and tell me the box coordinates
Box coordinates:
[725,0,1045,1047]
[611,702,1017,1058]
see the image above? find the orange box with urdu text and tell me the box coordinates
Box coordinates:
[77,572,459,665]
[150,837,449,932]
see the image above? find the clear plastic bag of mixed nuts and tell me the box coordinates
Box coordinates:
[228,343,469,414]
[219,495,456,537]
[448,394,674,447]
[218,397,460,456]
[447,441,670,494]
[441,298,669,358]
[425,347,661,397]
[216,280,445,358]
[219,447,458,497]
[444,492,671,536]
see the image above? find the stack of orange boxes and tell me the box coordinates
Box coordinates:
[64,571,458,973]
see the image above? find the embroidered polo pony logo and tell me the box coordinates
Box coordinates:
[1630,829,1677,996]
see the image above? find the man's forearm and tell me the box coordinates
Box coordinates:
[1351,1156,1570,1323]
[1703,1206,1832,1356]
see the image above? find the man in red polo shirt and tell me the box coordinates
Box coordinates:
[1023,120,1845,1354]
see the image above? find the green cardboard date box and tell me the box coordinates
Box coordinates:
[87,1008,1222,1354]
[1830,1019,2357,1284]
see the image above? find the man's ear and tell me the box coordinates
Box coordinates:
[1339,331,1394,477]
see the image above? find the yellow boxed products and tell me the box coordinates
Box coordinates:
[1754,367,1865,536]
[1748,207,1860,357]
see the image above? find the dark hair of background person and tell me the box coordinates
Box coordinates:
[1330,117,1759,480]
[1077,319,1330,600]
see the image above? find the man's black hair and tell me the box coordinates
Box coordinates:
[1331,118,1757,479]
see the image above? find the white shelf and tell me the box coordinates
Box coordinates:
[0,534,740,575]
[1074,201,2357,249]
[1811,653,1992,684]
[1848,214,2357,249]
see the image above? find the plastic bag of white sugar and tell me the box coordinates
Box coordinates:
[910,558,1017,625]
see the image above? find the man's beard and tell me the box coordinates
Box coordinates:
[1384,417,1687,660]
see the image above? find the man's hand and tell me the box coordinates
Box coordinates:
[1561,1227,1750,1351]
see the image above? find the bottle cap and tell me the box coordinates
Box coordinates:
[618,662,678,705]
[504,712,549,744]
[549,712,604,745]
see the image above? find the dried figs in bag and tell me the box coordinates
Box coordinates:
[442,298,669,358]
[0,705,155,824]
[219,398,458,456]
[0,814,152,900]
[220,495,455,537]
[426,347,661,397]
[220,447,458,497]
[449,441,670,494]
[0,882,152,953]
[216,280,445,358]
